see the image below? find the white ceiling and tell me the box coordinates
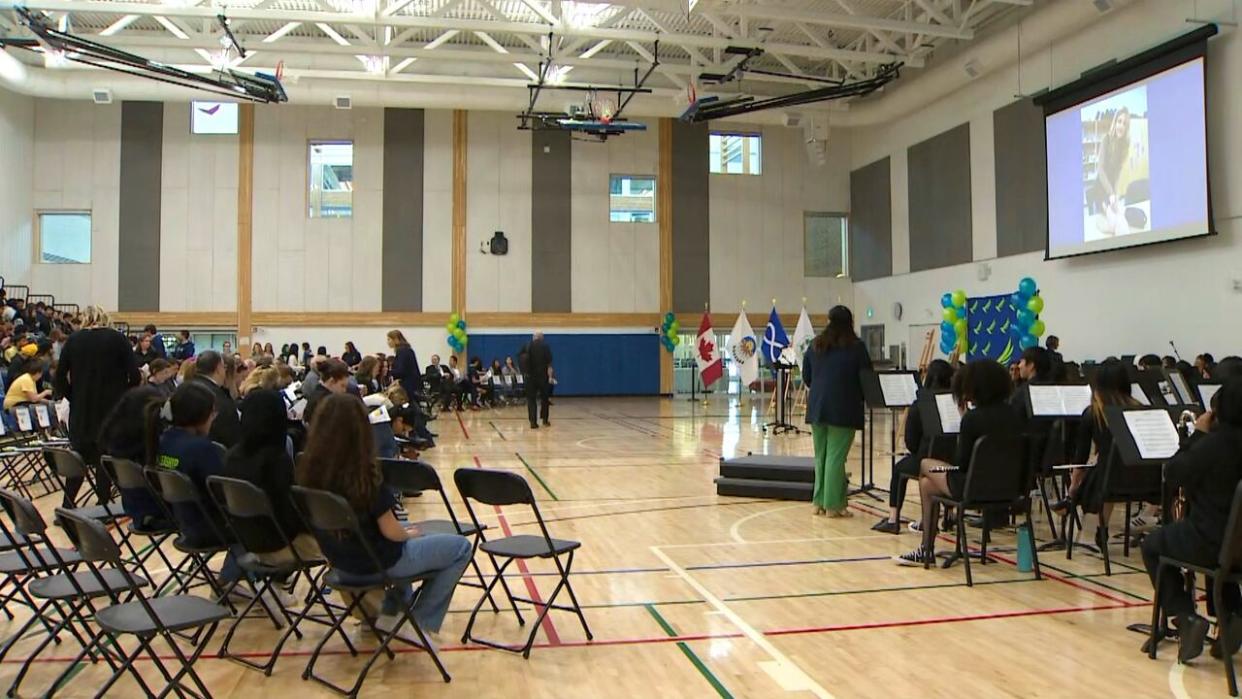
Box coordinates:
[2,0,1032,110]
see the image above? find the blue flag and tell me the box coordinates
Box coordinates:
[762,306,789,365]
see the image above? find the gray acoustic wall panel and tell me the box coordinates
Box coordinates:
[670,120,709,311]
[994,99,1048,257]
[531,128,572,312]
[848,157,892,282]
[117,101,163,312]
[382,108,425,311]
[907,123,973,272]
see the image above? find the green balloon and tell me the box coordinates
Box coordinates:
[449,312,460,325]
[942,307,958,324]
[671,335,681,347]
[445,322,456,334]
[959,336,969,354]
[1030,319,1046,337]
[667,327,678,339]
[455,328,467,340]
[954,319,967,337]
[1027,295,1044,314]
[951,289,967,308]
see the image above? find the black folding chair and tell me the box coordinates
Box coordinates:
[380,458,501,613]
[146,467,234,603]
[927,434,1042,587]
[54,507,231,699]
[1066,443,1163,575]
[44,447,127,524]
[101,457,182,582]
[206,475,337,676]
[454,467,592,657]
[1148,481,1242,696]
[0,488,149,697]
[290,484,450,699]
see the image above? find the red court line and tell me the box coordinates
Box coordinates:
[472,454,562,646]
[456,410,471,440]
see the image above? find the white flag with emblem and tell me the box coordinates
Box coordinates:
[728,311,760,387]
[792,306,815,371]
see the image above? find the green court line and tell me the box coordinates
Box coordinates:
[514,452,559,501]
[644,604,734,699]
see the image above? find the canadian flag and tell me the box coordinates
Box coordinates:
[696,312,723,387]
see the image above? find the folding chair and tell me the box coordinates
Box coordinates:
[380,458,501,614]
[0,488,148,698]
[53,508,231,699]
[1147,482,1242,696]
[206,475,337,676]
[101,457,182,582]
[927,434,1042,587]
[290,485,450,698]
[1065,443,1163,576]
[44,447,127,525]
[454,467,592,657]
[146,467,235,602]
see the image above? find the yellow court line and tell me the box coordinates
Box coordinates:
[651,545,836,699]
[1168,663,1192,699]
[729,504,807,544]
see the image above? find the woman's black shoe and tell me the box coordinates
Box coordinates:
[871,519,901,534]
[1049,499,1070,514]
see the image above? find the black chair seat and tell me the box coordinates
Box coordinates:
[236,552,300,577]
[481,534,580,559]
[96,596,231,635]
[128,521,176,536]
[172,536,229,555]
[0,548,81,574]
[0,531,29,550]
[412,518,486,537]
[67,502,126,522]
[30,569,150,600]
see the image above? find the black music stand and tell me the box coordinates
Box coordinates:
[853,369,919,501]
[762,362,802,435]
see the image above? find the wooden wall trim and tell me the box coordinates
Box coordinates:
[253,312,452,327]
[236,103,255,356]
[658,117,674,395]
[113,312,239,328]
[451,110,467,316]
[112,311,666,330]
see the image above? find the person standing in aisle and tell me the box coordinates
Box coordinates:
[802,305,871,517]
[521,331,553,429]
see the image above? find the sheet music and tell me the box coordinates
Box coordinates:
[34,404,51,428]
[1199,384,1222,409]
[1123,410,1180,460]
[878,373,918,407]
[934,393,962,434]
[1029,385,1094,416]
[368,405,391,424]
[1061,385,1093,415]
[1169,373,1194,405]
[284,382,302,404]
[288,398,307,421]
[14,408,32,432]
[1157,381,1177,405]
[1131,384,1151,406]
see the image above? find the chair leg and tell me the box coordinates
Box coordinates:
[1217,579,1239,697]
[1099,521,1113,576]
[1066,505,1076,560]
[980,515,990,566]
[462,557,516,644]
[1124,501,1133,559]
[557,552,593,641]
[960,515,973,587]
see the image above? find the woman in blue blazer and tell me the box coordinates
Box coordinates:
[802,305,871,516]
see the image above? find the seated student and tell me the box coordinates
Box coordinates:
[1010,346,1053,419]
[1143,378,1242,662]
[301,356,325,396]
[1138,354,1163,371]
[424,355,454,409]
[469,356,493,406]
[896,359,1022,566]
[303,358,351,426]
[873,359,954,534]
[147,381,242,587]
[489,359,506,399]
[147,358,178,398]
[238,366,280,397]
[342,341,363,368]
[295,393,472,634]
[1195,353,1217,379]
[135,334,160,368]
[355,356,381,396]
[173,330,196,361]
[301,342,313,366]
[1162,356,1178,370]
[4,358,51,411]
[448,355,478,410]
[1214,356,1242,381]
[99,386,170,531]
[224,390,320,571]
[191,351,242,448]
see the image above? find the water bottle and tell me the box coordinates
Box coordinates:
[1016,523,1034,573]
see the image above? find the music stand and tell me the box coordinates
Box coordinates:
[762,361,803,435]
[854,369,918,501]
[1196,382,1222,411]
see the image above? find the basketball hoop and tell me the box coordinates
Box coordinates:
[593,95,617,123]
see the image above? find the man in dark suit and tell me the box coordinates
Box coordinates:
[54,307,141,509]
[1046,335,1066,382]
[191,350,241,448]
[521,331,553,429]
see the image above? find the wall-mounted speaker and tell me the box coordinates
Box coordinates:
[489,231,508,255]
[334,95,352,110]
[91,88,113,104]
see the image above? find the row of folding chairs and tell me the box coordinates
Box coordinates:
[0,449,591,699]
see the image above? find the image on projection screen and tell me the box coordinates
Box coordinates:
[1045,57,1209,259]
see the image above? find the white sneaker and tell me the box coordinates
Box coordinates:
[1129,512,1158,534]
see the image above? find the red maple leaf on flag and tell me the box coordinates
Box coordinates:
[699,337,716,362]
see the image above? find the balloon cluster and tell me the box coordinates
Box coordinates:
[660,312,680,352]
[446,312,468,353]
[1009,276,1046,351]
[938,289,968,355]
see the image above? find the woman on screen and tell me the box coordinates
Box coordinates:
[1091,107,1132,235]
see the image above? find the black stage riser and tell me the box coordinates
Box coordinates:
[718,462,814,483]
[714,477,812,501]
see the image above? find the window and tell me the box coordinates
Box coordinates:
[37,212,91,264]
[709,131,762,175]
[308,141,354,218]
[609,174,656,223]
[804,212,848,278]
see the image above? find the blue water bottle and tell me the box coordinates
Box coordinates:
[1016,523,1034,572]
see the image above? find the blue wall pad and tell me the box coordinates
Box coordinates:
[465,333,660,396]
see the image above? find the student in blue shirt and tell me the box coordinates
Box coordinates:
[173,330,196,361]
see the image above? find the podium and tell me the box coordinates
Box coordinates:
[762,363,803,435]
[855,370,919,501]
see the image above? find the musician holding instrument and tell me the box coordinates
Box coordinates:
[1142,378,1242,663]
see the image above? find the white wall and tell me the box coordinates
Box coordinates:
[30,99,120,310]
[251,105,384,313]
[0,88,33,287]
[850,0,1242,362]
[709,122,854,315]
[570,120,660,312]
[160,103,237,312]
[465,111,532,312]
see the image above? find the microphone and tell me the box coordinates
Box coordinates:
[1169,340,1182,361]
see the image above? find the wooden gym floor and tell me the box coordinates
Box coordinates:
[2,395,1228,698]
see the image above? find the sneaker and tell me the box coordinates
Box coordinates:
[1129,513,1158,534]
[908,520,923,533]
[871,519,902,534]
[894,547,932,566]
[273,586,298,609]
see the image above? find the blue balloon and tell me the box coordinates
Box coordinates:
[1010,292,1026,308]
[941,293,953,309]
[1019,334,1038,350]
[1018,277,1038,298]
[457,319,467,330]
[940,320,954,335]
[941,327,956,345]
[939,339,955,355]
[1017,309,1036,329]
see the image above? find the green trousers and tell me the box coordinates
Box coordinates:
[811,424,856,511]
